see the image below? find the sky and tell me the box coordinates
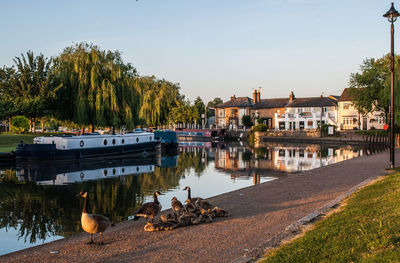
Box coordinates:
[0,0,395,103]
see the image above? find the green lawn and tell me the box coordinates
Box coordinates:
[261,172,400,263]
[0,134,36,152]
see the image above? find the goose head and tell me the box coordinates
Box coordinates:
[154,191,163,196]
[183,186,190,191]
[77,191,88,198]
[171,197,178,202]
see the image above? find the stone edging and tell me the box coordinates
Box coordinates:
[230,171,388,263]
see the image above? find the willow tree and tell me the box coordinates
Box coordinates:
[137,76,183,126]
[53,43,139,130]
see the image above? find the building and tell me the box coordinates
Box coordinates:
[274,91,338,130]
[215,95,253,127]
[337,88,386,130]
[252,98,288,129]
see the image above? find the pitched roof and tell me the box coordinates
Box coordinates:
[286,97,338,108]
[215,97,253,108]
[253,98,289,109]
[338,88,354,101]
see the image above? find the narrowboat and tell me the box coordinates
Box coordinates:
[15,131,160,160]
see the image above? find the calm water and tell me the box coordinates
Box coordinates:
[0,142,369,256]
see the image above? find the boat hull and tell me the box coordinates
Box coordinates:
[16,141,160,160]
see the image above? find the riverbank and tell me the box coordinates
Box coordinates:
[1,149,397,263]
[260,169,400,263]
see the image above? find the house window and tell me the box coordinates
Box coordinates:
[343,103,350,110]
[307,120,313,127]
[299,121,305,130]
[343,117,354,125]
[279,122,285,130]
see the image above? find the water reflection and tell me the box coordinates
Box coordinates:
[214,142,365,173]
[0,142,366,255]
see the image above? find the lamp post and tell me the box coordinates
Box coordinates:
[384,2,400,168]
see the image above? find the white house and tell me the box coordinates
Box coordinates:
[274,92,338,130]
[337,88,386,130]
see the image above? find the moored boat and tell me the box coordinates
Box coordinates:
[16,131,160,160]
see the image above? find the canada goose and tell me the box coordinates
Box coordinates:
[183,200,197,213]
[161,213,178,224]
[133,191,163,223]
[78,191,113,245]
[171,197,183,215]
[195,197,213,210]
[178,212,199,227]
[212,206,230,217]
[199,209,213,223]
[183,186,203,204]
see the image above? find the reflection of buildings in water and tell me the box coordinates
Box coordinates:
[274,146,363,172]
[16,164,156,185]
[214,143,363,173]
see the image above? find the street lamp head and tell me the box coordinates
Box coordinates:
[383,2,400,23]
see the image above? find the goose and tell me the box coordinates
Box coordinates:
[198,209,213,223]
[133,191,163,223]
[195,197,213,210]
[171,197,183,215]
[183,186,203,204]
[78,191,113,245]
[211,206,230,217]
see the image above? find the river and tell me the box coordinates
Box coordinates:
[0,141,370,255]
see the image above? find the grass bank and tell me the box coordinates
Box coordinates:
[260,171,400,263]
[0,134,36,152]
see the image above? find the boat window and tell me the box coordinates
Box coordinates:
[136,167,139,172]
[112,168,116,175]
[122,139,125,144]
[80,140,84,147]
[104,139,107,146]
[136,138,139,143]
[112,139,116,145]
[122,168,125,173]
[149,136,152,141]
[52,141,54,144]
[104,169,108,176]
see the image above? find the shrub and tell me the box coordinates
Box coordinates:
[253,124,268,132]
[256,118,263,124]
[11,116,29,134]
[242,115,253,128]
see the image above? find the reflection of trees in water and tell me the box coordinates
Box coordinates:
[0,151,208,244]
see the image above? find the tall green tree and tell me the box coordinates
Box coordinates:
[53,43,139,130]
[193,96,205,122]
[138,76,183,126]
[0,52,57,131]
[349,55,400,122]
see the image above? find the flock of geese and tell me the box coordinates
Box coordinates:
[77,186,229,244]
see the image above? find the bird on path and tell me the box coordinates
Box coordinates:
[78,191,114,245]
[133,191,163,223]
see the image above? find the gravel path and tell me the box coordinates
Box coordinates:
[1,149,396,263]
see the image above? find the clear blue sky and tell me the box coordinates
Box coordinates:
[0,0,394,103]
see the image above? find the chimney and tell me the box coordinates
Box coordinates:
[289,91,295,102]
[230,95,236,101]
[258,89,261,102]
[253,90,258,103]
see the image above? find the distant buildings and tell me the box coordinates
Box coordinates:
[215,88,386,131]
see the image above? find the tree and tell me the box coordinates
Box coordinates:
[53,43,139,130]
[193,96,205,122]
[168,101,199,124]
[349,55,400,122]
[206,97,223,108]
[0,52,57,132]
[242,115,253,128]
[138,76,183,126]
